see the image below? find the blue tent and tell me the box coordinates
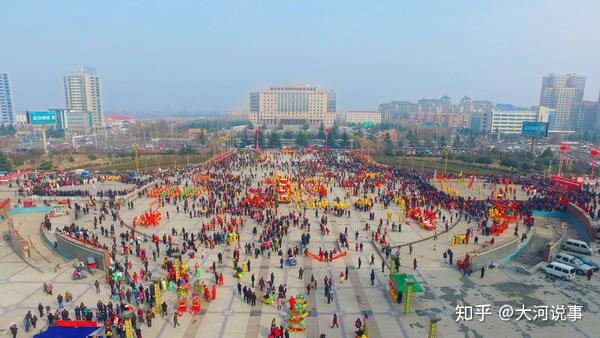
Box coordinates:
[33,326,100,338]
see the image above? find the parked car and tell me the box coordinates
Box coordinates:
[554,252,594,275]
[562,238,593,255]
[543,262,576,280]
[571,253,600,272]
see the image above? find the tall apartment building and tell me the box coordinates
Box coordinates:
[249,85,336,130]
[539,74,585,131]
[64,67,103,130]
[0,73,15,126]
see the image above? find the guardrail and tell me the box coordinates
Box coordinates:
[55,232,110,271]
[3,218,31,260]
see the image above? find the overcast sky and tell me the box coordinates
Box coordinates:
[2,0,599,114]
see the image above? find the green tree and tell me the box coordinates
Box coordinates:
[268,132,281,148]
[301,121,310,131]
[383,132,394,155]
[453,135,463,148]
[0,152,12,171]
[295,131,308,146]
[0,125,17,137]
[328,124,340,147]
[242,130,251,147]
[195,131,207,144]
[38,160,53,171]
[247,121,254,130]
[438,135,447,148]
[340,131,350,148]
[179,145,197,155]
[87,154,98,161]
[317,122,326,140]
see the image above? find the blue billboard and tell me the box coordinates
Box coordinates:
[522,121,548,138]
[27,111,56,125]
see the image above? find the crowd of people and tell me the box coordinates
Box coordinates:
[8,148,599,338]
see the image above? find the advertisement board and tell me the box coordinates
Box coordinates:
[522,122,548,138]
[27,111,56,125]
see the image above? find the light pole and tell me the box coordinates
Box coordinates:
[325,127,330,151]
[590,149,599,179]
[255,128,260,150]
[558,145,569,177]
[444,145,450,175]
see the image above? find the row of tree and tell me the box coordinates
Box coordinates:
[238,123,352,148]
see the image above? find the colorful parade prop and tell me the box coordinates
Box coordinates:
[133,208,161,227]
[287,294,309,333]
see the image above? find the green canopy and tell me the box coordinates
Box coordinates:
[389,273,424,293]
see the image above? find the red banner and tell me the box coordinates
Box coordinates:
[550,176,582,190]
[0,171,32,181]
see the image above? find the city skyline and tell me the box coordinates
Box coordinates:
[1,1,600,113]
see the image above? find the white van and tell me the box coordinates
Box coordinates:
[562,238,593,255]
[543,262,576,280]
[554,252,593,275]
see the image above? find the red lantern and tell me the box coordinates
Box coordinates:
[558,145,569,177]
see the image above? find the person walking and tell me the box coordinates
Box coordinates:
[413,258,417,270]
[173,312,180,327]
[357,257,362,269]
[161,301,168,317]
[381,260,385,272]
[345,266,349,280]
[409,243,413,255]
[370,269,375,286]
[95,280,100,293]
[331,313,339,328]
[9,323,17,338]
[480,266,485,279]
[587,268,593,281]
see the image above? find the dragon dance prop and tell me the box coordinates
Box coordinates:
[287,294,309,333]
[133,208,161,227]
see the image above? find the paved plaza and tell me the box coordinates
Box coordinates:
[0,150,599,338]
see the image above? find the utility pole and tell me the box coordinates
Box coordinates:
[444,145,450,175]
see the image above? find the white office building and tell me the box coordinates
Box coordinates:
[345,111,382,125]
[64,68,103,130]
[0,73,15,126]
[490,109,540,134]
[249,85,336,130]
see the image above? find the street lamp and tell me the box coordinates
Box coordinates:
[255,128,260,150]
[558,145,569,177]
[590,149,599,179]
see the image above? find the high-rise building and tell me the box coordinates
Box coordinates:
[539,73,585,131]
[0,73,15,126]
[574,101,599,132]
[64,67,103,130]
[249,85,336,130]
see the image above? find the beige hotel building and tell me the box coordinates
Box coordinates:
[249,85,336,130]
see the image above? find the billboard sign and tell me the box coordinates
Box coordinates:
[522,121,548,138]
[27,111,56,125]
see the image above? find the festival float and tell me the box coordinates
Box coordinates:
[287,294,309,333]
